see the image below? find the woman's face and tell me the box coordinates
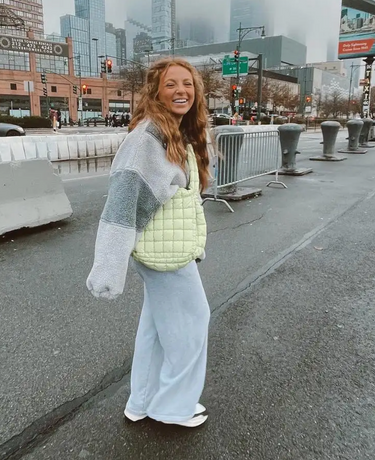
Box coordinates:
[158,65,195,123]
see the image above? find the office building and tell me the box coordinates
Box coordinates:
[61,14,91,76]
[0,0,44,36]
[106,23,127,65]
[152,0,176,51]
[178,19,214,46]
[230,0,270,42]
[133,32,152,54]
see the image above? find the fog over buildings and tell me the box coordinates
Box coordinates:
[43,0,343,62]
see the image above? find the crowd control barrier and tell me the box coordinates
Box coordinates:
[0,159,72,235]
[203,130,286,212]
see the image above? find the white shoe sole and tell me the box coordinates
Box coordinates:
[124,403,207,423]
[161,414,208,428]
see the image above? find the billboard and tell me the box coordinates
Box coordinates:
[339,1,375,58]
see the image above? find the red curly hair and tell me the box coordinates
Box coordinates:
[129,57,210,191]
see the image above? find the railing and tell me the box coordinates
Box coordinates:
[203,130,286,212]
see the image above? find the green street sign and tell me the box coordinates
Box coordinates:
[222,56,249,77]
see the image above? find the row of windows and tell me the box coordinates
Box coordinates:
[9,83,60,93]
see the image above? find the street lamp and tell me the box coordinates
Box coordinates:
[235,23,266,122]
[92,38,99,76]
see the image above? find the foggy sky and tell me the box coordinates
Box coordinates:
[43,0,342,62]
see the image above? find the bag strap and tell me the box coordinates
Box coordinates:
[186,144,200,193]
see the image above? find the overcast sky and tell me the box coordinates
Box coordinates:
[43,0,343,62]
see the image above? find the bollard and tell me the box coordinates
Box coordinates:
[310,121,346,162]
[338,119,367,154]
[359,118,374,148]
[202,125,262,211]
[86,119,90,127]
[278,124,312,175]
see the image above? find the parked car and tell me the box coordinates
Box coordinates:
[85,116,106,125]
[0,122,25,136]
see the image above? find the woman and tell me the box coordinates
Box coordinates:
[86,57,211,428]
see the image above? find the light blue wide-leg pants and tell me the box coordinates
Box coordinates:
[126,260,210,422]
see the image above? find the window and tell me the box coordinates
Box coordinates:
[10,83,17,90]
[87,88,92,95]
[51,86,57,93]
[117,90,122,97]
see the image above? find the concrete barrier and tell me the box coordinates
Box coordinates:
[0,133,127,163]
[0,159,73,235]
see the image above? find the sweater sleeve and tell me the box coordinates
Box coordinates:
[86,130,180,300]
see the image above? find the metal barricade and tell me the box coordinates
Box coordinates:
[203,130,286,212]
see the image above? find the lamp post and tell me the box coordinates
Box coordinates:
[235,23,265,122]
[92,38,99,76]
[347,63,366,118]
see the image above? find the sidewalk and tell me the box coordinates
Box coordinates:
[21,189,375,460]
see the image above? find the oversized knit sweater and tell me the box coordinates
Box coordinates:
[86,120,190,300]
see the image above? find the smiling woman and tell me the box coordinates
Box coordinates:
[87,57,212,428]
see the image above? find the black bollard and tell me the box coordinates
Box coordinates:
[338,119,367,154]
[278,124,312,175]
[310,121,346,161]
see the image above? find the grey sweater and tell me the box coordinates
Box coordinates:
[86,120,188,300]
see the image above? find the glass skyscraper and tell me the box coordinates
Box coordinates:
[230,0,271,42]
[60,0,117,76]
[152,0,176,51]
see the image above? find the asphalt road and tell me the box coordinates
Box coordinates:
[1,132,375,459]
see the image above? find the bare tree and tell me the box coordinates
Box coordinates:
[119,64,147,112]
[198,65,224,107]
[321,89,347,117]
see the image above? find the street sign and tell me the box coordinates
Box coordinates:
[24,81,34,92]
[78,97,83,111]
[222,56,249,77]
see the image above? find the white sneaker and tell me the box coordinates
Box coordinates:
[161,413,208,428]
[124,403,207,423]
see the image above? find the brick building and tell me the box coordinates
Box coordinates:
[0,29,136,122]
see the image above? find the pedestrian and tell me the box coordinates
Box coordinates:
[57,109,62,129]
[86,57,211,428]
[105,114,109,127]
[121,113,125,127]
[125,112,130,126]
[112,113,117,127]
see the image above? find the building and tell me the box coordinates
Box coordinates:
[178,18,214,46]
[61,0,117,77]
[0,0,44,36]
[60,14,91,76]
[106,23,127,65]
[273,64,351,115]
[0,31,136,120]
[152,0,176,51]
[133,32,152,55]
[125,0,152,58]
[160,35,307,69]
[230,0,271,42]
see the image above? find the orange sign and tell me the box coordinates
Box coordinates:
[339,39,375,56]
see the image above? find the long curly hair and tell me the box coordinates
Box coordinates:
[129,57,210,191]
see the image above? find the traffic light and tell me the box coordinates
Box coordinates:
[106,59,112,74]
[232,84,237,99]
[41,73,47,84]
[73,85,77,95]
[82,84,87,95]
[305,95,312,104]
[43,87,47,97]
[101,60,106,73]
[239,97,245,105]
[234,49,240,63]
